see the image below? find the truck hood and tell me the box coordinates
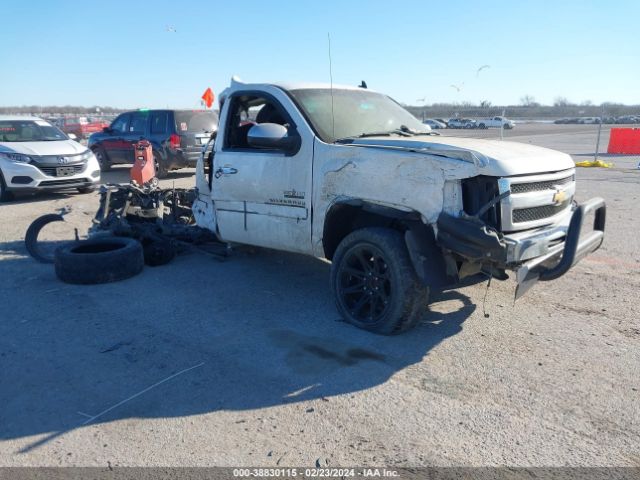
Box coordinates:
[347,135,574,176]
[0,140,87,157]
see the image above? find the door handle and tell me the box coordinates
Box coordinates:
[214,166,238,178]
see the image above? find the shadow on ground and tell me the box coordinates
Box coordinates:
[0,242,475,453]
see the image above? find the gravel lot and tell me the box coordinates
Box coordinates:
[0,124,639,467]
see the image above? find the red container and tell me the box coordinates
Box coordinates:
[607,128,640,154]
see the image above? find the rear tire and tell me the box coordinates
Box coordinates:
[94,147,111,172]
[331,227,429,335]
[54,236,144,284]
[153,152,169,179]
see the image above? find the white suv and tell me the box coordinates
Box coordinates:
[0,116,101,201]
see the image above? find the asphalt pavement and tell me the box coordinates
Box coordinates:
[0,124,638,467]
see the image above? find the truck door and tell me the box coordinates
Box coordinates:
[102,113,130,164]
[123,112,149,163]
[211,89,313,254]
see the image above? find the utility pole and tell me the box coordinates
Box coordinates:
[594,104,605,161]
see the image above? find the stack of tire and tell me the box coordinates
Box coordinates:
[25,214,172,284]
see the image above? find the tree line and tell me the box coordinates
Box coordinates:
[406,100,639,120]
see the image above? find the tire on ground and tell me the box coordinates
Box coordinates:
[25,213,65,264]
[54,236,144,284]
[142,239,176,266]
[330,227,429,335]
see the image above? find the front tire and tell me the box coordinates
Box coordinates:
[0,173,15,202]
[94,147,111,172]
[331,227,429,335]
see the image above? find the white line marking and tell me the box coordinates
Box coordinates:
[284,383,321,398]
[76,411,93,419]
[81,362,205,426]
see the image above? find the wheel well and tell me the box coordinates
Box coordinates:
[322,201,419,260]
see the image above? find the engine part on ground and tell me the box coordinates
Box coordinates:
[92,183,196,232]
[54,236,144,284]
[130,140,157,186]
[25,183,228,277]
[25,213,66,264]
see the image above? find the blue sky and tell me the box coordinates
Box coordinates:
[2,0,638,108]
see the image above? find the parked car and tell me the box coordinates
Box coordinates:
[554,117,581,124]
[615,115,640,124]
[477,116,515,129]
[0,116,100,202]
[578,117,601,124]
[88,109,218,178]
[60,116,110,141]
[422,118,447,129]
[448,118,477,129]
[434,118,449,127]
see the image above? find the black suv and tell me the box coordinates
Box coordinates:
[88,109,218,177]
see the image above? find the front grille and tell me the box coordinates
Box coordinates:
[39,178,91,187]
[37,163,85,177]
[512,200,572,223]
[510,174,574,194]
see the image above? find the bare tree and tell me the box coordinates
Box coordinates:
[554,96,573,107]
[479,100,492,108]
[520,95,537,107]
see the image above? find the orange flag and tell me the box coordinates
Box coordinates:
[201,87,215,108]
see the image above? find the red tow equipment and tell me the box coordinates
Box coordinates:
[130,140,157,186]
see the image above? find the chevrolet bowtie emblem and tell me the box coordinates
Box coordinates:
[552,189,567,205]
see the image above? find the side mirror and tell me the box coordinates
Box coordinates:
[247,123,299,152]
[67,133,78,140]
[102,127,112,133]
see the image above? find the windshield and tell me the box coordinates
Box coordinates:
[0,120,68,142]
[288,88,429,143]
[174,111,218,133]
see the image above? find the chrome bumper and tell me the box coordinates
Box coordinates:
[514,197,606,299]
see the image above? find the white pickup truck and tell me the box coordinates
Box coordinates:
[477,116,515,129]
[193,78,605,334]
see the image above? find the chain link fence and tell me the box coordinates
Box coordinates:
[404,105,640,170]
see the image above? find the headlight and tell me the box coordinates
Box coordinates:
[0,152,32,163]
[80,149,95,161]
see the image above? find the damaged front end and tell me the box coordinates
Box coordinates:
[436,174,606,299]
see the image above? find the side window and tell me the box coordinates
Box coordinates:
[224,94,290,150]
[111,114,129,133]
[150,112,168,134]
[129,113,147,134]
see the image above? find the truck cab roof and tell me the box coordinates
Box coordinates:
[220,77,378,102]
